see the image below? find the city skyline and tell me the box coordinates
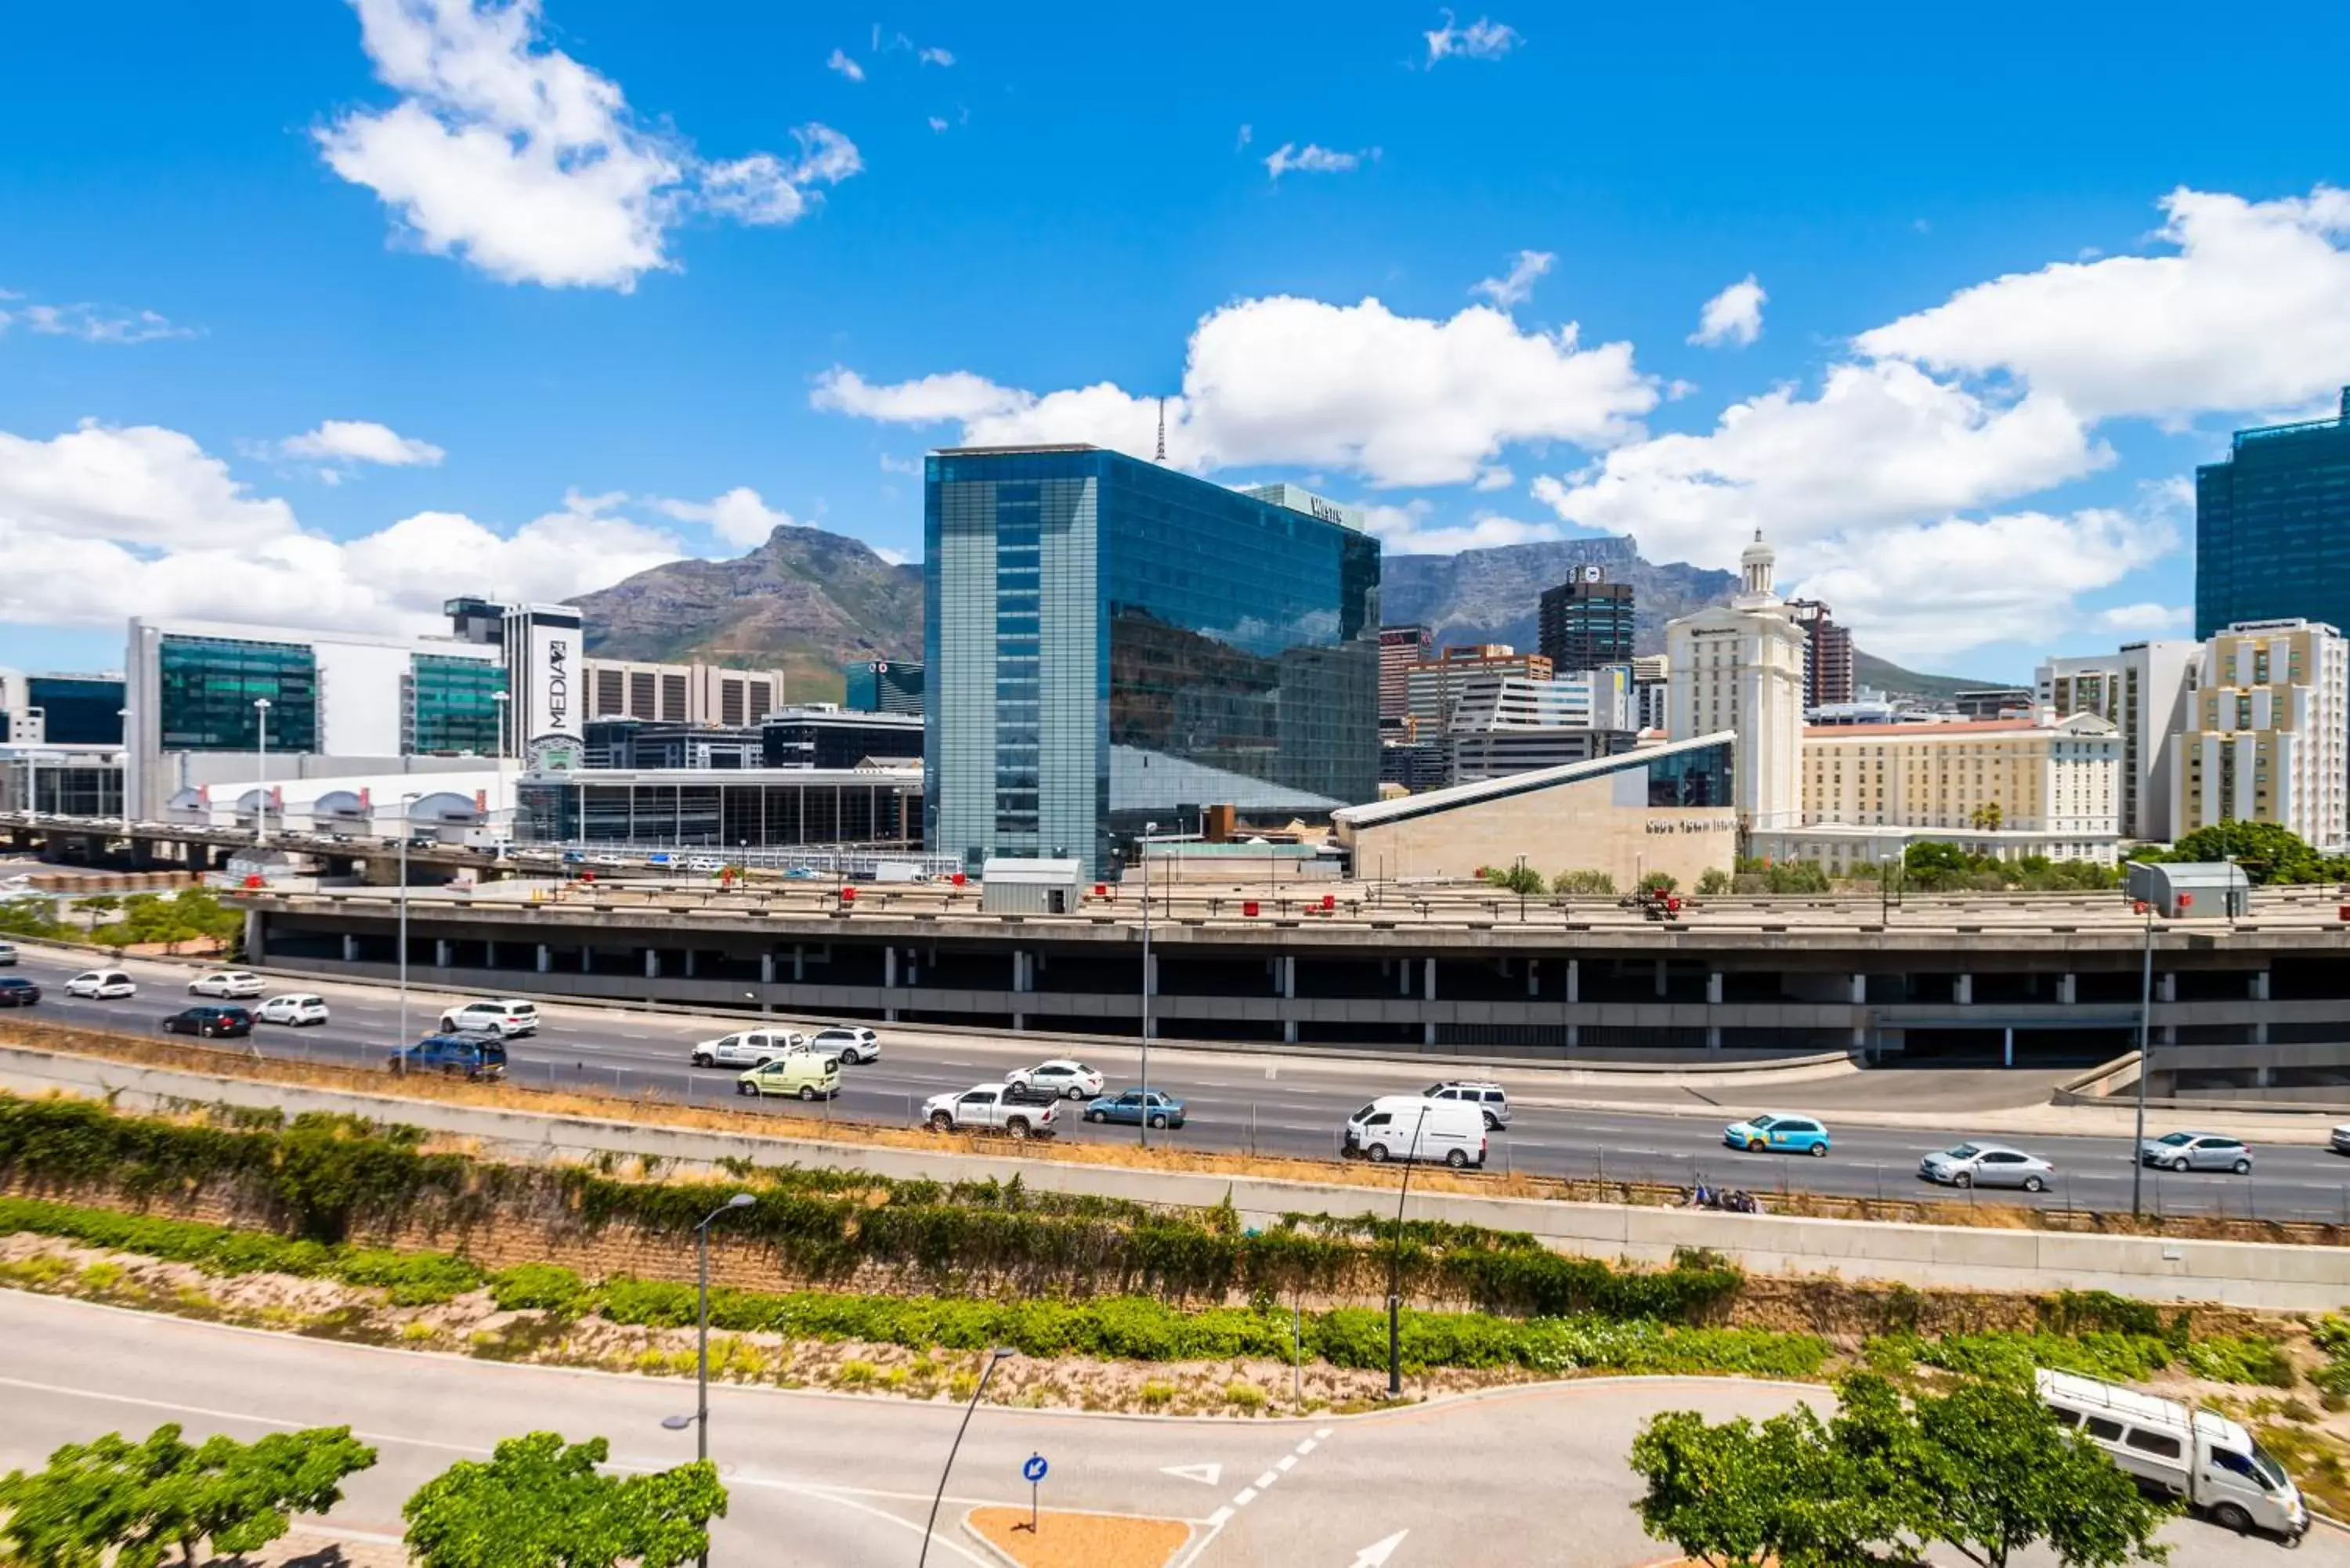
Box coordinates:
[5,2,2350,685]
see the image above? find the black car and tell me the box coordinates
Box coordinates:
[161,1004,253,1039]
[0,977,40,1006]
[388,1032,508,1080]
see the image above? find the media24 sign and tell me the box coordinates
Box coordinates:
[528,620,582,746]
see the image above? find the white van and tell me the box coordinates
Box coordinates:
[2036,1369,2307,1540]
[1342,1096,1488,1169]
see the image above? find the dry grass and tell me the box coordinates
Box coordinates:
[7,1016,2347,1248]
[965,1507,1191,1568]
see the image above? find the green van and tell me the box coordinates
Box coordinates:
[736,1052,842,1100]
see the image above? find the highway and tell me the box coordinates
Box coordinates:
[8,943,2350,1222]
[0,1292,2326,1568]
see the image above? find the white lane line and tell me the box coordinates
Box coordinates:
[1204,1507,1233,1529]
[1253,1470,1278,1490]
[1295,1438,1318,1455]
[1231,1487,1259,1507]
[1275,1454,1297,1472]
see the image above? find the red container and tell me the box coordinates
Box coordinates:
[1242,900,1260,917]
[1321,893,1336,911]
[1094,883,1108,898]
[841,886,858,903]
[2177,892,2193,909]
[950,873,967,887]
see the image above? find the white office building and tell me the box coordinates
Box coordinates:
[2035,640,2200,842]
[2169,620,2350,852]
[1665,532,1806,833]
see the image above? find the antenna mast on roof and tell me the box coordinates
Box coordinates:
[1155,396,1167,464]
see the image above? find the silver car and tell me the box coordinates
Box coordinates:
[2140,1131,2253,1174]
[1918,1140,2057,1192]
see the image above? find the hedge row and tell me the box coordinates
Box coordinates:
[1875,1328,2298,1389]
[0,1098,1741,1318]
[0,1195,484,1306]
[489,1263,1830,1377]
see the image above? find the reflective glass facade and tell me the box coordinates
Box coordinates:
[842,659,925,715]
[157,635,318,752]
[2197,390,2350,638]
[27,676,126,745]
[407,654,508,754]
[926,446,1380,876]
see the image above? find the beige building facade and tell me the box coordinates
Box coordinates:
[1780,713,2123,867]
[1664,532,1805,832]
[579,657,790,728]
[2170,619,2349,851]
[2034,640,2199,841]
[1334,732,1737,887]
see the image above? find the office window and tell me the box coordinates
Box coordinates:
[156,635,319,752]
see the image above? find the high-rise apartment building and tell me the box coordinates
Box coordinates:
[2196,388,2350,639]
[576,656,787,729]
[1665,533,1804,832]
[1537,567,1634,674]
[2169,619,2349,852]
[841,659,924,715]
[2035,641,2199,841]
[1377,625,1432,722]
[925,445,1379,876]
[1405,646,1555,732]
[1784,598,1855,709]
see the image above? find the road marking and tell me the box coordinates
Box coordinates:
[1275,1454,1297,1472]
[1350,1530,1409,1566]
[1204,1507,1232,1529]
[1253,1469,1278,1490]
[1231,1487,1259,1507]
[1160,1461,1222,1487]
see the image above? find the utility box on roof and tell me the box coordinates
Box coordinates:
[979,857,1086,915]
[2125,860,2251,919]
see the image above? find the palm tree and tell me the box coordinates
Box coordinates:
[1968,801,2004,833]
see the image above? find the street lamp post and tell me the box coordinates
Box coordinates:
[493,689,511,761]
[252,698,272,846]
[1515,853,1528,923]
[1140,821,1158,1150]
[919,1346,1014,1568]
[2130,873,2155,1216]
[116,708,131,842]
[663,1193,757,1568]
[397,791,423,1060]
[1386,1102,1432,1397]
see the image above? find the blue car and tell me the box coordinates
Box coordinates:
[1084,1089,1186,1129]
[1723,1113,1831,1157]
[389,1033,508,1081]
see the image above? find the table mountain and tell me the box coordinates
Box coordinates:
[1379,536,1734,656]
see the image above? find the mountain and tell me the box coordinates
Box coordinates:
[1379,536,1735,656]
[569,526,921,702]
[1852,649,1998,703]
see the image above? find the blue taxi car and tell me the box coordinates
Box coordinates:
[1723,1112,1831,1157]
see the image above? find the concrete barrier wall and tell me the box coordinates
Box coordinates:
[6,1044,2349,1312]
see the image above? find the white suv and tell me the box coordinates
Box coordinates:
[65,970,136,999]
[190,970,266,999]
[1426,1079,1510,1129]
[808,1026,880,1064]
[690,1029,808,1068]
[436,999,540,1038]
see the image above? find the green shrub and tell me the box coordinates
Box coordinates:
[489,1263,595,1317]
[2182,1336,2298,1389]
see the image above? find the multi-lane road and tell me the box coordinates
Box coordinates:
[0,1292,2326,1568]
[8,943,2350,1221]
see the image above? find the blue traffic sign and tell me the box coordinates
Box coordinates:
[1022,1454,1048,1484]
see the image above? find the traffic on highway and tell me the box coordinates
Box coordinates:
[8,942,2349,1221]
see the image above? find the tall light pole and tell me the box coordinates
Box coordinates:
[398,791,422,1057]
[493,689,511,761]
[1140,820,1158,1150]
[919,1346,1014,1568]
[1386,1101,1432,1397]
[116,708,131,840]
[2130,869,2155,1216]
[663,1193,757,1568]
[252,697,272,845]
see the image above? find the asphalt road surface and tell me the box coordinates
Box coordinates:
[9,945,2350,1223]
[0,1292,2330,1568]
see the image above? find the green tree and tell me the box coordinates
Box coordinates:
[1903,840,1972,888]
[1479,863,1544,896]
[1696,868,1734,895]
[89,888,242,956]
[403,1433,727,1568]
[2163,821,2324,884]
[1551,869,1616,894]
[1969,801,2005,832]
[1639,871,1679,894]
[1629,1404,1895,1568]
[0,898,71,940]
[0,1424,376,1568]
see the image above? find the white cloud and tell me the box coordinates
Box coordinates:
[1473,466,1513,491]
[1264,143,1369,181]
[649,485,797,548]
[316,0,859,291]
[1363,500,1560,555]
[878,453,924,477]
[1690,274,1766,348]
[278,419,446,470]
[0,297,193,345]
[1856,185,2350,422]
[826,49,864,81]
[927,116,949,133]
[1235,124,1253,150]
[0,420,683,634]
[2095,601,2192,634]
[1471,249,1554,309]
[1424,11,1519,63]
[873,544,910,565]
[918,45,953,66]
[816,293,1656,488]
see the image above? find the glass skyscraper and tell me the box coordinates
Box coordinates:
[2196,388,2350,638]
[925,445,1381,876]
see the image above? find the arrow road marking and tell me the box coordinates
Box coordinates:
[1160,1461,1222,1487]
[1350,1529,1408,1566]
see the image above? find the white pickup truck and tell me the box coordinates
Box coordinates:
[689,1028,809,1068]
[921,1083,1058,1140]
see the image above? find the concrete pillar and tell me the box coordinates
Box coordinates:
[1566,1024,1580,1050]
[2255,1064,2275,1088]
[1013,1013,1026,1032]
[1850,973,1867,1006]
[681,949,696,978]
[1423,1021,1437,1047]
[244,909,264,963]
[1705,971,1723,1005]
[885,946,898,990]
[1145,952,1158,998]
[2250,970,2271,1001]
[1654,959,1668,999]
[2003,1027,2015,1068]
[1284,1020,1300,1044]
[644,948,660,978]
[2058,974,2077,1004]
[1526,959,1539,999]
[1422,958,1436,1000]
[1706,1024,1722,1050]
[1954,974,1972,1005]
[1566,959,1579,1005]
[434,939,452,970]
[2157,973,2176,1003]
[1398,963,1412,997]
[761,952,776,985]
[342,933,360,963]
[1282,956,1296,1000]
[793,945,806,983]
[537,945,552,974]
[2253,1021,2269,1045]
[1012,950,1025,993]
[580,945,592,974]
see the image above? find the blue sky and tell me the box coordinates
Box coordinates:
[5,1,2350,681]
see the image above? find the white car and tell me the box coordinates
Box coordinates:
[689,1028,808,1068]
[1918,1140,2057,1192]
[256,993,330,1027]
[189,970,266,999]
[64,970,136,999]
[436,999,540,1038]
[2333,1125,2350,1158]
[0,942,16,965]
[685,856,726,873]
[808,1025,880,1064]
[1004,1059,1105,1100]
